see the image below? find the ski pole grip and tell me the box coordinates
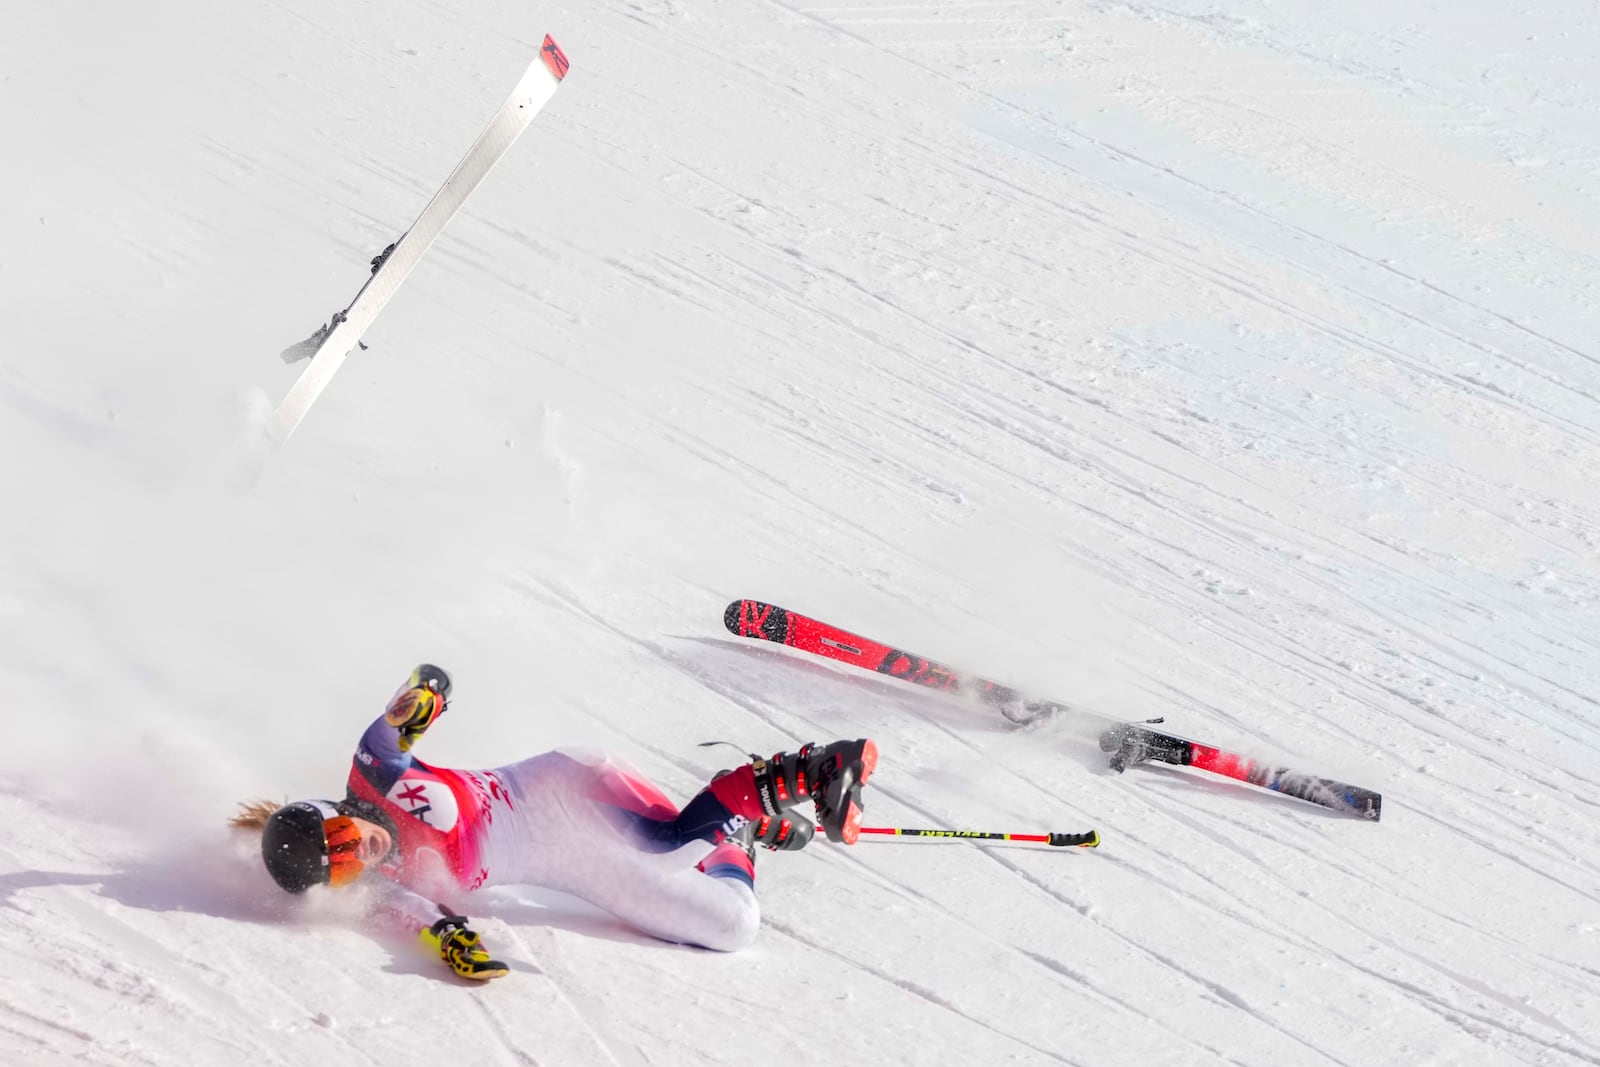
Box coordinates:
[1047,831,1100,848]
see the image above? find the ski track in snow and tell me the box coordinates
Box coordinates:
[4,0,1600,1063]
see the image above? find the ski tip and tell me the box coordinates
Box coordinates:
[541,34,570,81]
[723,598,786,639]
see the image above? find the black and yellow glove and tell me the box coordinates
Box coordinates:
[421,912,509,981]
[386,664,452,753]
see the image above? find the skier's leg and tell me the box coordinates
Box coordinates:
[489,751,762,951]
[612,775,750,852]
[488,744,869,951]
[587,759,680,822]
[550,748,755,847]
[548,838,762,952]
[624,737,878,852]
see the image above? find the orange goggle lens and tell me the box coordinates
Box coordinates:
[324,817,366,887]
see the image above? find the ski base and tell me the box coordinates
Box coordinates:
[267,34,570,443]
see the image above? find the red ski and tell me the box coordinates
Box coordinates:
[723,599,1383,821]
[723,597,1055,724]
[1098,723,1381,821]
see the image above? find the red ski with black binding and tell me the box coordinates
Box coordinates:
[1098,722,1381,821]
[723,598,1383,821]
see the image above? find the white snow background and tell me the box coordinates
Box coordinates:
[3,1,1598,1064]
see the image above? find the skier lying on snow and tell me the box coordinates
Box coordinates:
[234,664,877,980]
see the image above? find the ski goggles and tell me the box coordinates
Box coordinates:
[323,816,368,888]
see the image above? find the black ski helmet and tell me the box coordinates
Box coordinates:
[260,800,342,893]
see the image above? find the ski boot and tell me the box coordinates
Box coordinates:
[702,766,816,852]
[707,738,878,846]
[744,809,816,852]
[751,739,878,844]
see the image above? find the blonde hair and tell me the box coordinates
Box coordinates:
[230,799,285,832]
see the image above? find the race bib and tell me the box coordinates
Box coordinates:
[385,775,461,831]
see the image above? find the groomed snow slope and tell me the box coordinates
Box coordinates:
[3,1,1598,1064]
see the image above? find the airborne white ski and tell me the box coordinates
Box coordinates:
[268,34,571,445]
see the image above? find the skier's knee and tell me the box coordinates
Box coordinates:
[695,898,760,952]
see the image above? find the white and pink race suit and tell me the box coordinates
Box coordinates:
[344,711,764,952]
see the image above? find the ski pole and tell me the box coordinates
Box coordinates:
[856,827,1099,848]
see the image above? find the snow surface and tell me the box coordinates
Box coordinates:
[4,0,1599,1063]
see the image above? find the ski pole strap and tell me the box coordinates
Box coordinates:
[856,827,1099,848]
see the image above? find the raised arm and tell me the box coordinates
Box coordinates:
[353,664,453,781]
[385,663,452,753]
